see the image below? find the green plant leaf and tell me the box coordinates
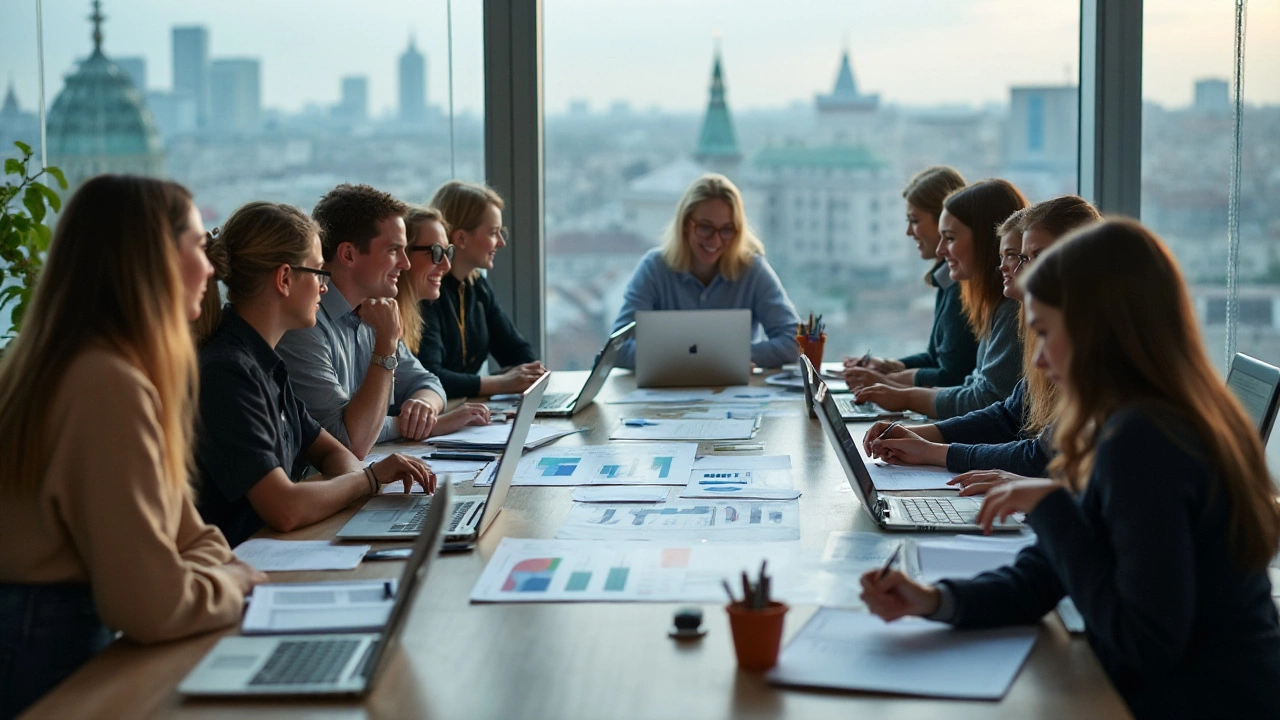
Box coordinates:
[4,159,20,176]
[45,166,68,190]
[13,141,31,155]
[33,182,62,213]
[34,223,51,251]
[10,215,31,233]
[23,187,45,225]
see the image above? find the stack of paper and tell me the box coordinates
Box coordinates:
[429,423,582,451]
[856,444,957,491]
[610,417,757,441]
[242,580,395,634]
[233,539,369,572]
[607,388,717,404]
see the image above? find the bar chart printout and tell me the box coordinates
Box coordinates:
[502,443,698,486]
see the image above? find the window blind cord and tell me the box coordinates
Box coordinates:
[1224,0,1246,366]
[36,0,47,169]
[447,0,456,178]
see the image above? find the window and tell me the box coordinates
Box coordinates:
[543,1,1080,369]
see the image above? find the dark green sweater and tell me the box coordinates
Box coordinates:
[899,263,979,387]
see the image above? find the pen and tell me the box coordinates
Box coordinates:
[722,579,737,604]
[623,419,658,427]
[878,542,904,581]
[857,348,871,367]
[875,420,903,441]
[383,580,395,600]
[424,452,497,462]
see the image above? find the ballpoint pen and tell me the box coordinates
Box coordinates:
[875,420,903,441]
[857,348,872,367]
[878,542,904,581]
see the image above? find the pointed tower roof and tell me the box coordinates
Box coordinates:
[816,44,878,112]
[694,45,741,166]
[2,80,19,115]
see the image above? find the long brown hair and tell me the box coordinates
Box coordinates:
[1017,195,1101,436]
[903,166,967,284]
[1022,219,1280,570]
[396,205,450,355]
[194,201,320,344]
[0,175,199,498]
[660,174,765,282]
[943,179,1028,338]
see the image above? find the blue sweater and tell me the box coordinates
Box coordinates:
[899,263,979,388]
[938,404,1280,719]
[933,298,1023,419]
[933,379,1051,476]
[611,248,801,369]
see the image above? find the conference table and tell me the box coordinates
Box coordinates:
[23,370,1131,719]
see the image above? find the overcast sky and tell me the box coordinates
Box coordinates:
[2,0,1277,118]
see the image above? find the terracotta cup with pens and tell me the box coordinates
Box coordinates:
[724,564,788,671]
[797,314,825,369]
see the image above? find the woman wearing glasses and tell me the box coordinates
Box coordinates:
[417,181,545,398]
[192,202,436,546]
[611,173,801,368]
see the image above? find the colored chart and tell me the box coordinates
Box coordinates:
[502,557,561,592]
[604,567,629,591]
[651,456,673,478]
[538,458,579,477]
[565,571,592,591]
[508,443,698,487]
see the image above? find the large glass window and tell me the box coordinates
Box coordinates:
[0,0,484,339]
[543,1,1081,370]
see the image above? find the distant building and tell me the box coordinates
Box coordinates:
[1194,78,1231,116]
[209,58,261,134]
[693,46,741,175]
[0,82,40,153]
[1002,85,1078,200]
[48,1,164,189]
[114,55,146,92]
[814,46,880,144]
[398,36,426,124]
[337,76,369,121]
[172,25,209,128]
[146,90,198,138]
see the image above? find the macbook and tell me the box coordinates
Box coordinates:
[537,322,634,417]
[634,309,751,388]
[335,372,548,543]
[178,481,451,697]
[811,372,1021,533]
[1226,352,1280,442]
[799,355,907,422]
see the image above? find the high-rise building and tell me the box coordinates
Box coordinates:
[172,26,209,128]
[114,55,146,91]
[398,36,426,124]
[1194,78,1231,115]
[209,58,261,133]
[338,76,369,121]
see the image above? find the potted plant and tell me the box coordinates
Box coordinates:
[1,140,66,342]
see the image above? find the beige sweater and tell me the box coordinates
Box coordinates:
[0,347,244,643]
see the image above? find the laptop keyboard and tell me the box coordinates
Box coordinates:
[900,498,969,525]
[249,639,360,686]
[835,396,879,415]
[389,500,477,534]
[538,392,574,410]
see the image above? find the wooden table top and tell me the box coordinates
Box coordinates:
[23,370,1130,720]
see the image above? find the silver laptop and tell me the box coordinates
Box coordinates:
[335,373,548,542]
[634,309,751,388]
[178,481,452,697]
[811,372,1021,533]
[537,322,634,417]
[799,356,907,422]
[1227,353,1280,442]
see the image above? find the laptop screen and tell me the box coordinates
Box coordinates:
[1226,353,1280,441]
[478,372,550,537]
[574,321,634,408]
[810,374,882,516]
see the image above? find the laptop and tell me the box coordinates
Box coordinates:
[1226,352,1280,442]
[634,309,751,388]
[537,322,634,417]
[178,481,452,697]
[811,372,1021,533]
[799,356,907,422]
[335,372,548,542]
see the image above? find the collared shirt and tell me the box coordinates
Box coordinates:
[276,286,445,448]
[610,248,801,368]
[196,307,323,546]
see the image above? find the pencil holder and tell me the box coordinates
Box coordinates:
[726,601,789,671]
[797,333,826,369]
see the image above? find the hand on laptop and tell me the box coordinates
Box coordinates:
[431,403,492,436]
[949,469,1029,496]
[859,569,940,622]
[975,479,1059,535]
[373,454,437,494]
[222,557,268,594]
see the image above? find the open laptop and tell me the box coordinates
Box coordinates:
[179,481,451,697]
[336,372,548,542]
[537,322,634,417]
[811,372,1021,533]
[1227,353,1280,442]
[634,309,751,388]
[799,356,907,422]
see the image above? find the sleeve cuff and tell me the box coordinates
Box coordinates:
[926,580,960,623]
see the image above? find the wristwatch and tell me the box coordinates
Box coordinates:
[369,352,399,372]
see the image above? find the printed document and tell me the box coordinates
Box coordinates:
[610,417,757,441]
[233,539,369,572]
[556,498,800,542]
[241,580,394,634]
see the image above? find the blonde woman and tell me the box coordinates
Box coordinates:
[860,219,1280,719]
[420,181,545,397]
[611,173,801,368]
[845,166,976,389]
[194,202,438,546]
[0,176,264,717]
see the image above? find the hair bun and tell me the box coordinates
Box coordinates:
[204,235,231,281]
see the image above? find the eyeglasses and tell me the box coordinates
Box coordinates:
[689,220,737,242]
[408,243,456,265]
[1015,254,1033,269]
[290,265,332,289]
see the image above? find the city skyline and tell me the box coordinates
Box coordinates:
[3,0,1279,120]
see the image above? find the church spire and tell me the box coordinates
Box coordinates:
[694,42,741,172]
[89,0,105,57]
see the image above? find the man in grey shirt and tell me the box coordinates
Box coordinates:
[278,184,490,459]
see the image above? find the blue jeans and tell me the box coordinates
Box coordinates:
[0,582,115,720]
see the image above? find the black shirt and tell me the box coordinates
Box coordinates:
[196,307,323,546]
[416,273,537,397]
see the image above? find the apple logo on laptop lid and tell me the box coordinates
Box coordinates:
[688,344,698,355]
